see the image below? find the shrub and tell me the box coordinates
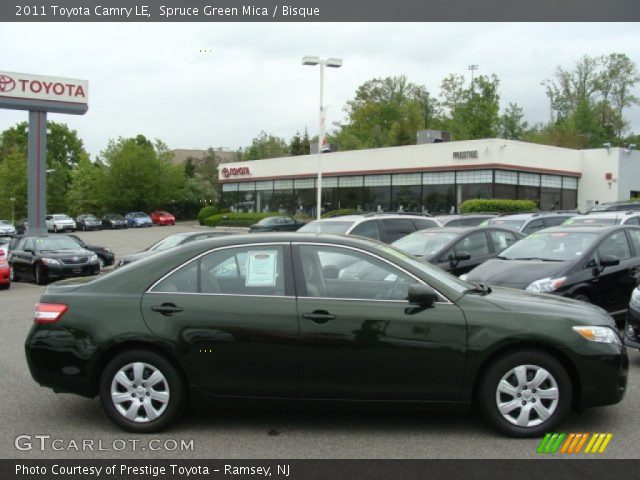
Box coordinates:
[460,199,537,214]
[203,212,279,227]
[197,206,219,225]
[322,208,361,218]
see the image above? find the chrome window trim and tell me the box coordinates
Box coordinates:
[146,291,293,299]
[147,242,290,295]
[293,242,453,304]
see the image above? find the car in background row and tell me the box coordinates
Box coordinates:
[435,214,498,227]
[463,225,640,319]
[9,234,100,285]
[298,213,442,244]
[625,287,640,350]
[0,219,16,236]
[150,210,176,226]
[102,214,128,230]
[46,214,76,233]
[587,200,640,213]
[563,211,640,227]
[125,212,153,228]
[0,236,10,258]
[0,257,9,290]
[76,214,103,231]
[67,234,115,269]
[393,226,525,276]
[116,230,235,267]
[15,218,28,235]
[484,212,576,235]
[25,233,627,436]
[249,216,306,233]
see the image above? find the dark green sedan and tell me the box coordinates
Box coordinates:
[25,234,627,437]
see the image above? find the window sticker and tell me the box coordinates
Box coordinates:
[245,250,277,287]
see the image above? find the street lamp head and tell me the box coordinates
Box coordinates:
[325,58,343,68]
[302,55,321,66]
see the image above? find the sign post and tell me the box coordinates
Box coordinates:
[0,71,88,234]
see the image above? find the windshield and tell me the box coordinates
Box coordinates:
[499,231,599,261]
[108,214,124,220]
[148,233,192,252]
[375,244,474,295]
[393,231,458,257]
[488,218,526,229]
[84,215,98,221]
[298,221,354,234]
[34,236,83,251]
[133,213,147,218]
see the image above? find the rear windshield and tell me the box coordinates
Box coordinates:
[298,221,354,234]
[564,217,618,226]
[488,218,526,229]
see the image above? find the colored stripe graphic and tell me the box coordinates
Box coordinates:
[538,433,613,454]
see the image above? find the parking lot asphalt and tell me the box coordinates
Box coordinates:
[1,223,638,459]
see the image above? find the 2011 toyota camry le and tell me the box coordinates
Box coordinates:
[25,233,628,437]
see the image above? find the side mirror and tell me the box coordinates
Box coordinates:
[407,284,438,307]
[599,255,620,268]
[455,251,471,261]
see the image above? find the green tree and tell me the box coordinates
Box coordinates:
[499,103,529,140]
[0,147,28,221]
[289,131,306,156]
[242,131,289,160]
[66,154,106,216]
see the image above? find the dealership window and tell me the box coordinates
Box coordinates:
[255,181,274,212]
[272,180,295,213]
[294,178,316,216]
[495,170,518,185]
[321,177,338,213]
[423,185,455,214]
[456,170,493,184]
[494,184,517,199]
[423,171,455,185]
[392,173,422,212]
[563,177,578,190]
[236,182,256,212]
[222,183,239,211]
[540,187,562,211]
[338,176,364,210]
[363,175,391,211]
[519,173,540,187]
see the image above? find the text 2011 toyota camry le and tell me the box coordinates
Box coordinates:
[25,234,628,437]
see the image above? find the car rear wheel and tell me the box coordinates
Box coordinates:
[99,350,185,433]
[479,350,572,437]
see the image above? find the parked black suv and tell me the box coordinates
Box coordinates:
[463,225,640,320]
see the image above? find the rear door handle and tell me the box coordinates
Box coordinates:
[301,311,337,324]
[151,303,183,316]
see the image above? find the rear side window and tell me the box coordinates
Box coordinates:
[412,218,440,230]
[624,217,640,225]
[152,261,198,293]
[454,232,490,257]
[381,219,417,243]
[350,220,381,240]
[522,219,545,235]
[544,216,571,227]
[626,229,640,255]
[489,230,518,252]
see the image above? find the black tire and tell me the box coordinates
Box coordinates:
[99,349,185,433]
[9,265,19,282]
[0,283,9,290]
[34,265,47,285]
[478,350,572,438]
[98,256,106,269]
[53,225,58,233]
[572,292,591,303]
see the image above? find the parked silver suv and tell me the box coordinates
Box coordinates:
[45,214,77,233]
[297,213,442,243]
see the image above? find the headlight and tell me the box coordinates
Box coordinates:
[41,258,60,265]
[459,274,468,281]
[89,254,99,263]
[630,288,640,310]
[103,248,112,253]
[525,276,567,293]
[573,326,621,345]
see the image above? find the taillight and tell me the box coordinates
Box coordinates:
[34,303,68,324]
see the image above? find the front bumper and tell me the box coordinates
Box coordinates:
[43,262,100,280]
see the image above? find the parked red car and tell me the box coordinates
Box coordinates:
[150,210,176,226]
[0,258,10,290]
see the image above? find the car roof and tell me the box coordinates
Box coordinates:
[311,214,433,223]
[539,225,638,235]
[579,211,640,218]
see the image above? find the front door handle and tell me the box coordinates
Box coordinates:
[151,303,183,316]
[301,310,337,324]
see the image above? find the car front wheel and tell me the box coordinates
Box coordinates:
[479,350,572,437]
[99,350,185,433]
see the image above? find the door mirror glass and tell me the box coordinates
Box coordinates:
[599,254,620,268]
[407,284,437,307]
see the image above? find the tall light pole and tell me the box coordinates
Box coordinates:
[302,55,343,219]
[468,64,479,86]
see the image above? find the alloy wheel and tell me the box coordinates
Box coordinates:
[495,364,559,428]
[110,362,170,423]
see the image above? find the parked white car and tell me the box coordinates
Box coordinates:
[0,220,16,236]
[45,214,77,233]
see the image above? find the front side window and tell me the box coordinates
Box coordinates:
[381,219,416,243]
[489,230,518,252]
[350,220,381,240]
[522,219,545,235]
[454,232,490,257]
[299,245,413,301]
[597,232,631,261]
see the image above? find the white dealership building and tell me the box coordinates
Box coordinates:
[218,139,640,216]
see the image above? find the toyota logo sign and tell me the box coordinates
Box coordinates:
[222,166,251,178]
[0,75,16,93]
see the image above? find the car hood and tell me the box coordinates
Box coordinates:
[474,286,615,328]
[121,250,156,264]
[466,259,569,289]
